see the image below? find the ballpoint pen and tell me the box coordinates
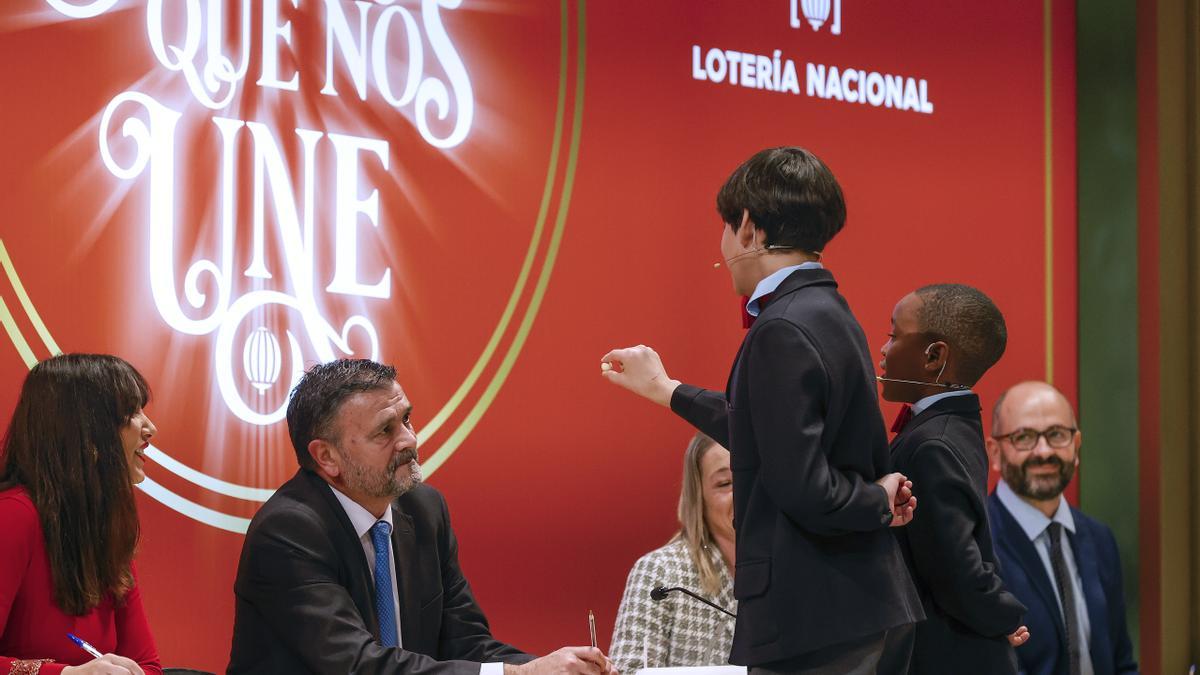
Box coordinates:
[588,610,597,649]
[67,633,103,659]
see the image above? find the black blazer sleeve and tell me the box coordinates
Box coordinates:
[903,440,1025,637]
[235,503,502,675]
[670,384,731,449]
[744,319,889,535]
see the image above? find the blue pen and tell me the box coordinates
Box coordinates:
[67,633,103,659]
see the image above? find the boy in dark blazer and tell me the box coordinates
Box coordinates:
[878,284,1030,674]
[602,147,923,674]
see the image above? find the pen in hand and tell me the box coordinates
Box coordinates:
[67,632,103,659]
[588,610,597,649]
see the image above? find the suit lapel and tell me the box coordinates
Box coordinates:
[991,497,1067,644]
[391,505,422,651]
[888,411,927,455]
[1067,517,1111,668]
[889,395,980,453]
[725,338,746,400]
[303,470,382,638]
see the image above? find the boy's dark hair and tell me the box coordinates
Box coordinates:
[286,359,397,470]
[716,146,847,253]
[914,284,1007,386]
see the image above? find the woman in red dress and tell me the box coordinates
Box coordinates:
[0,354,162,675]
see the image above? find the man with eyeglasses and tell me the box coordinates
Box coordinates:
[985,381,1139,675]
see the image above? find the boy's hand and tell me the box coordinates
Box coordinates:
[600,345,681,407]
[876,473,917,527]
[1007,626,1030,646]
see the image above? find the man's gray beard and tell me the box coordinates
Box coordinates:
[1002,456,1074,501]
[342,452,422,500]
[393,458,423,497]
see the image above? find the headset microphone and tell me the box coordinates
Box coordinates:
[713,248,768,268]
[713,245,820,269]
[875,376,968,390]
[876,345,965,388]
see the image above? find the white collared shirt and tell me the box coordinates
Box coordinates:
[911,389,973,416]
[996,480,1094,675]
[328,485,503,675]
[329,484,404,647]
[745,262,824,316]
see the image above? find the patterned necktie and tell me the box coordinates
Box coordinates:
[1047,522,1081,675]
[890,404,914,433]
[371,520,398,647]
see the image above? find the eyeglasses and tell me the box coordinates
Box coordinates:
[992,426,1078,451]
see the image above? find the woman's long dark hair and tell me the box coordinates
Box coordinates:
[0,353,149,615]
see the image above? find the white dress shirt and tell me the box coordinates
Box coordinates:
[329,485,404,647]
[996,480,1094,675]
[329,485,504,675]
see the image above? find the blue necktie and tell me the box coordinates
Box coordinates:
[371,520,398,647]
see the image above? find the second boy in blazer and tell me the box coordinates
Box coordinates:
[879,284,1029,674]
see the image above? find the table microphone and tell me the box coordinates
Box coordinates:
[650,585,736,618]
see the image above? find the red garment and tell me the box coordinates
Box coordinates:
[740,293,775,329]
[0,487,162,675]
[740,296,754,328]
[890,404,914,433]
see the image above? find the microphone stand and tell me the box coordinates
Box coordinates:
[650,585,736,618]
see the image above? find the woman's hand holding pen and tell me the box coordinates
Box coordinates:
[61,654,145,675]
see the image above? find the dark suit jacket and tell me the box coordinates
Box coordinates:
[670,268,923,666]
[228,469,532,675]
[987,492,1139,675]
[889,394,1026,674]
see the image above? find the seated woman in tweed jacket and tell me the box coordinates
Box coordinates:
[609,432,736,673]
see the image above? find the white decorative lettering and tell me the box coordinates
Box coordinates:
[322,0,371,100]
[326,133,392,298]
[258,0,300,91]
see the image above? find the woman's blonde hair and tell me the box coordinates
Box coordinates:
[669,431,725,596]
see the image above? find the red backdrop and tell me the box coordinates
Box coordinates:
[0,1,1076,671]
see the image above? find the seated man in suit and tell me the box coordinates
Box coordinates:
[986,381,1139,675]
[879,283,1029,674]
[229,359,615,675]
